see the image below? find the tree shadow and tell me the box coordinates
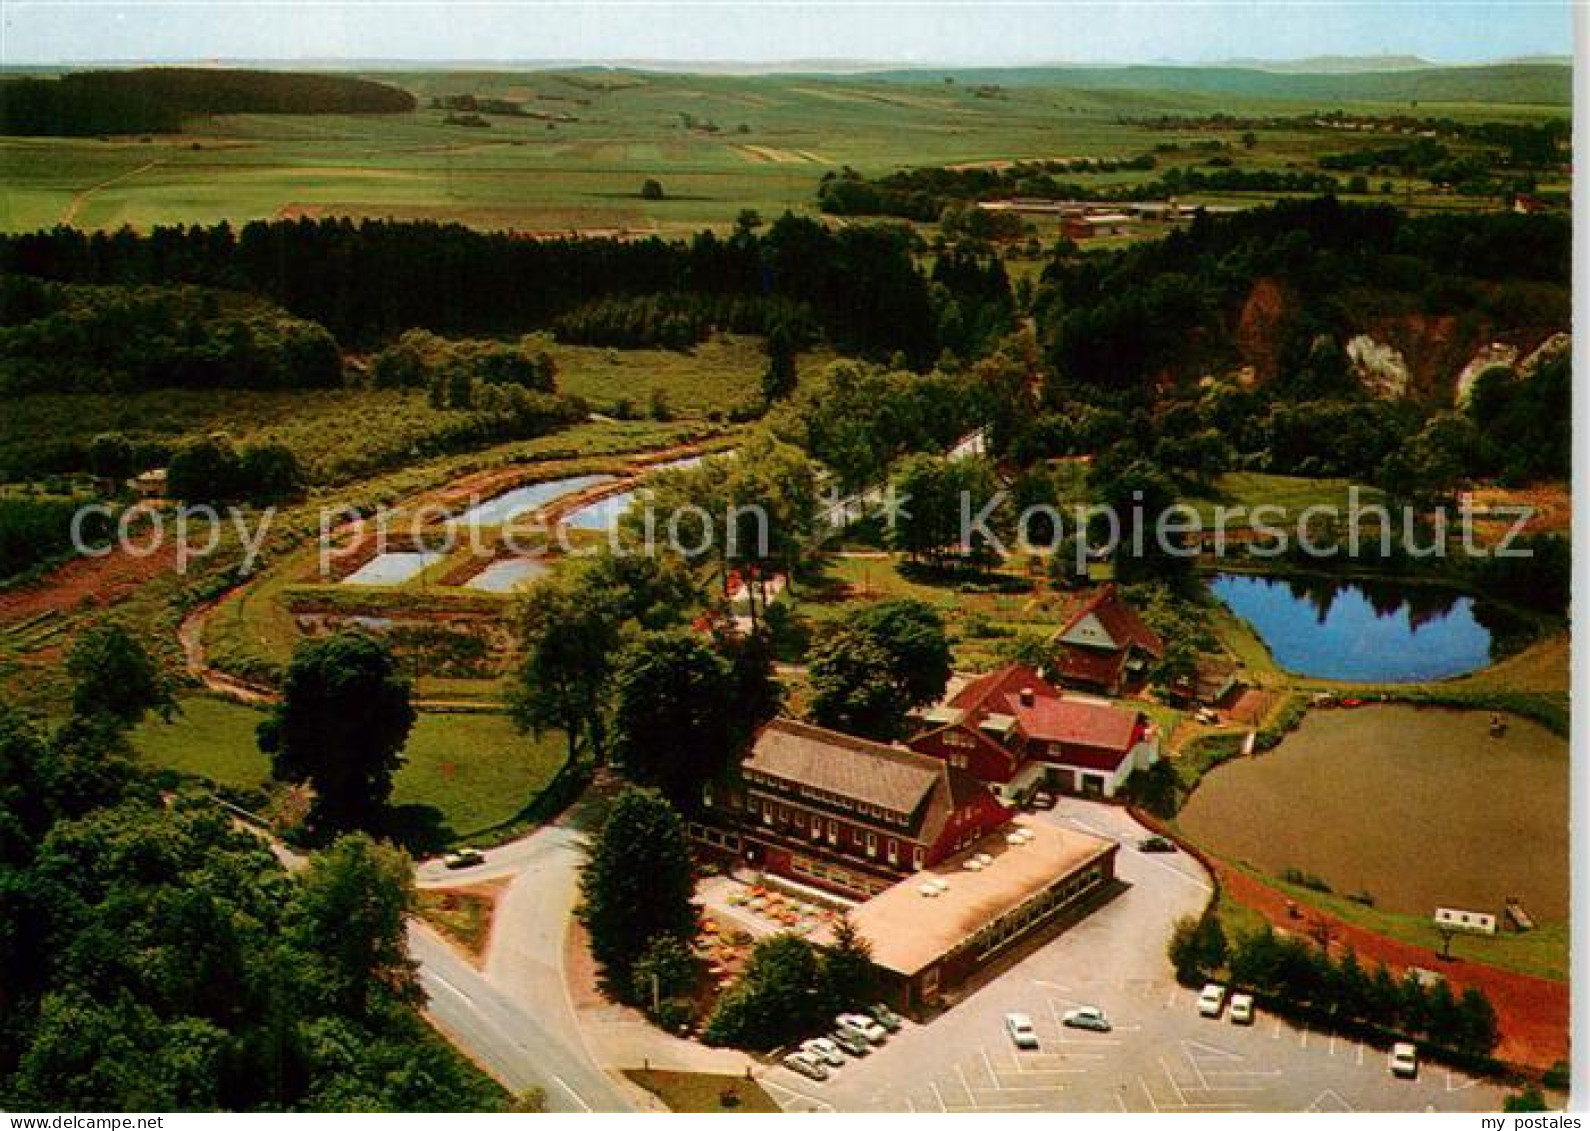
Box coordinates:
[383,803,454,857]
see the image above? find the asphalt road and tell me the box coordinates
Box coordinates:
[760,798,1507,1114]
[412,793,640,1112]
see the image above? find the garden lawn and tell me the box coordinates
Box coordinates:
[132,696,566,842]
[622,1070,781,1113]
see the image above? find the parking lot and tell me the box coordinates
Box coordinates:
[759,799,1507,1114]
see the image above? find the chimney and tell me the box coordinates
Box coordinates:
[1019,687,1035,708]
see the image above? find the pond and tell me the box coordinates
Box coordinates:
[1208,572,1499,683]
[563,488,638,532]
[1179,705,1569,922]
[464,557,550,593]
[343,551,444,586]
[453,474,615,527]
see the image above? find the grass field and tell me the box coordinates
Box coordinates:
[0,67,1567,235]
[132,695,567,843]
[622,1069,781,1113]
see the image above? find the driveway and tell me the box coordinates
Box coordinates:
[758,799,1506,1114]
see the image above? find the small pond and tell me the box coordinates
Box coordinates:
[453,474,615,527]
[343,551,445,586]
[465,557,551,593]
[1208,572,1500,683]
[563,489,639,532]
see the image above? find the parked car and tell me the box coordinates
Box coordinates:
[1061,1006,1112,1033]
[829,1029,869,1057]
[1198,983,1227,1018]
[1390,1042,1419,1079]
[1005,1012,1040,1050]
[1139,836,1177,854]
[1028,791,1056,811]
[801,1037,845,1067]
[442,847,485,869]
[782,1052,829,1082]
[1229,993,1255,1025]
[836,1013,888,1045]
[867,1002,905,1032]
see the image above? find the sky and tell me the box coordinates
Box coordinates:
[0,0,1576,67]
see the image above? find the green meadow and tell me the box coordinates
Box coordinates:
[0,66,1568,235]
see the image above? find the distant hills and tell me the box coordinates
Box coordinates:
[852,62,1571,105]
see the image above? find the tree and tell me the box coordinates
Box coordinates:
[288,833,421,1018]
[851,598,952,711]
[166,432,243,506]
[609,630,738,812]
[629,934,698,1014]
[578,787,697,989]
[257,632,415,834]
[1450,986,1499,1055]
[1503,1086,1548,1113]
[641,178,665,201]
[806,625,914,742]
[238,442,304,503]
[703,934,834,1049]
[1167,914,1227,985]
[510,570,622,764]
[65,623,174,729]
[824,913,877,1007]
[86,432,135,482]
[761,323,799,403]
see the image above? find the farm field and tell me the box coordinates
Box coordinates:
[0,67,1568,235]
[132,695,566,844]
[1178,704,1569,926]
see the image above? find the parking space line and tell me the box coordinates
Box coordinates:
[759,1077,834,1112]
[928,1080,948,1113]
[1139,1077,1161,1113]
[1158,1057,1191,1107]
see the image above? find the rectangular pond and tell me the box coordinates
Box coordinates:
[453,474,615,527]
[464,557,551,593]
[343,551,445,586]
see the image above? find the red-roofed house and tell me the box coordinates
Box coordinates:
[1050,584,1165,696]
[909,664,1159,800]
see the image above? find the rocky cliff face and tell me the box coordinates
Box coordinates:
[1230,276,1568,406]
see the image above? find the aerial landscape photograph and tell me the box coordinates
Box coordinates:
[0,0,1578,1118]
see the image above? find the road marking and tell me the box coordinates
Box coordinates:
[929,1080,948,1113]
[759,1077,834,1113]
[1272,1019,1283,1039]
[551,1075,591,1112]
[1308,1088,1354,1112]
[1446,1071,1480,1093]
[1116,1093,1130,1113]
[1158,1056,1190,1107]
[1356,1044,1365,1067]
[1139,1077,1161,1113]
[1329,1033,1338,1057]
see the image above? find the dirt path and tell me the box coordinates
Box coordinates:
[1214,861,1568,1073]
[61,160,162,226]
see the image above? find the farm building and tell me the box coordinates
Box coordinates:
[1050,584,1165,696]
[696,718,1011,899]
[911,664,1158,800]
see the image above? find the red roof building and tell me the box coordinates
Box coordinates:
[1050,584,1165,696]
[909,663,1158,801]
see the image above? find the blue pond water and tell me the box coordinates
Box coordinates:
[563,489,638,531]
[453,474,615,527]
[1207,572,1498,683]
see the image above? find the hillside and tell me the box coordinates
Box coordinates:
[0,67,416,136]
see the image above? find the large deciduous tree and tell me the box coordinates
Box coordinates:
[578,787,696,990]
[257,632,415,834]
[65,623,174,729]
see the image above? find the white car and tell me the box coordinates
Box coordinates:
[836,1013,888,1045]
[801,1037,846,1067]
[1061,1005,1112,1033]
[1198,983,1227,1018]
[1229,993,1255,1025]
[1004,1012,1040,1050]
[1390,1042,1419,1079]
[782,1052,829,1082]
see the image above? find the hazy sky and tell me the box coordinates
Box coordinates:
[0,1,1575,66]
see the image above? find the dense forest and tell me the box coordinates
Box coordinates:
[0,69,415,136]
[0,215,952,366]
[0,280,343,394]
